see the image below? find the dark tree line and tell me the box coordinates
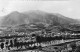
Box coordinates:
[7,38,39,50]
[1,33,80,50]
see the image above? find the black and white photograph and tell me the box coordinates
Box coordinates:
[0,0,80,52]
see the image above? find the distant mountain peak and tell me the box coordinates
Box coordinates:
[27,10,45,13]
[10,11,20,14]
[23,10,48,15]
[1,10,79,27]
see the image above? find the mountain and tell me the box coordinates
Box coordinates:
[1,11,30,27]
[1,10,79,27]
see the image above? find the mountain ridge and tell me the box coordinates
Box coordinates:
[1,10,79,27]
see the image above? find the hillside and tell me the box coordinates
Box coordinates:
[1,10,79,27]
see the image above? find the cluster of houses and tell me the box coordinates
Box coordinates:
[0,25,79,52]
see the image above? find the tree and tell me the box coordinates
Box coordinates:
[75,45,80,52]
[10,40,13,47]
[1,43,4,50]
[70,42,76,52]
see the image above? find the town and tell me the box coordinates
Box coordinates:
[0,24,80,52]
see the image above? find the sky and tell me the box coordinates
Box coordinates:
[0,0,80,19]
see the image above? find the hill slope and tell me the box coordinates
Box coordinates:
[1,10,79,27]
